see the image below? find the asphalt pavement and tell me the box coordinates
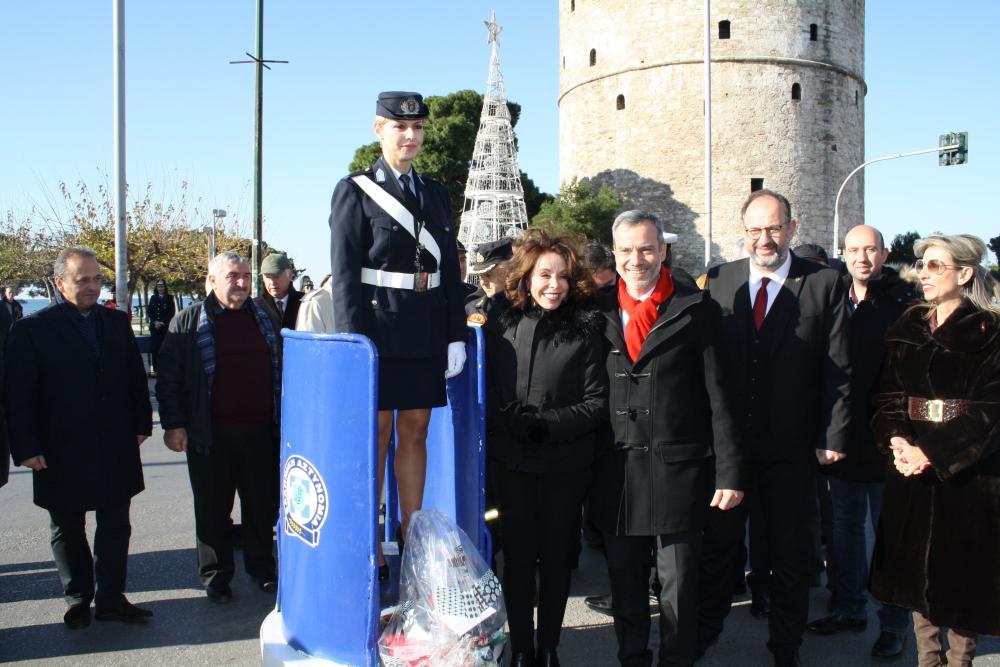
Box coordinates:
[1,391,997,665]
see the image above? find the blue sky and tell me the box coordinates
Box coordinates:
[1,1,997,282]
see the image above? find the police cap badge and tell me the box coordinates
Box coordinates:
[376,91,429,120]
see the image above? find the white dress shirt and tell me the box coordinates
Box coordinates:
[747,251,792,316]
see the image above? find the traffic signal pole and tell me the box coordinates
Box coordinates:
[832,134,965,258]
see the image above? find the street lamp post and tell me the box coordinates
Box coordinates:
[832,133,966,258]
[211,208,226,259]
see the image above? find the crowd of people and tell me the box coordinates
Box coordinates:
[0,89,998,667]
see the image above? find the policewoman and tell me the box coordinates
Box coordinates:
[329,91,467,582]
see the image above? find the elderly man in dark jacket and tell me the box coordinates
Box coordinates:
[4,247,153,628]
[590,211,744,666]
[0,297,11,488]
[156,251,281,603]
[806,225,917,657]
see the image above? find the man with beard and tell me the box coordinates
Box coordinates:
[697,190,851,666]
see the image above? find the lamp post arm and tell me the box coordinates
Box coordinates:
[832,143,958,257]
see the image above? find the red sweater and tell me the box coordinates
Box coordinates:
[211,308,273,427]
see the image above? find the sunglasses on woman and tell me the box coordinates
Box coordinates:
[914,259,962,275]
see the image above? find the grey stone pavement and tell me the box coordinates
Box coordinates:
[1,390,997,665]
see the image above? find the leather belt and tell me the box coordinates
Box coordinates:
[360,268,440,291]
[907,397,969,423]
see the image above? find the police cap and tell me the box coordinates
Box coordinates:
[469,238,513,275]
[376,91,429,120]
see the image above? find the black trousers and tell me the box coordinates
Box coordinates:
[495,465,591,654]
[186,423,278,587]
[49,501,131,608]
[605,531,701,667]
[699,457,815,657]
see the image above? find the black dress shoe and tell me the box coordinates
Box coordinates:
[773,649,802,667]
[511,650,534,666]
[806,613,867,635]
[750,591,770,618]
[206,582,233,603]
[695,631,719,660]
[871,630,905,659]
[378,564,390,582]
[63,602,91,629]
[94,596,153,623]
[583,593,613,616]
[251,576,278,593]
[536,647,560,667]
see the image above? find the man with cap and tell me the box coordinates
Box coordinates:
[300,275,315,294]
[465,238,513,326]
[260,252,302,331]
[147,278,175,376]
[329,91,467,581]
[455,241,478,300]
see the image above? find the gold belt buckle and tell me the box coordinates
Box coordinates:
[926,399,944,422]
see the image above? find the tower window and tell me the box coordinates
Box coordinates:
[809,23,818,41]
[854,90,858,106]
[616,94,625,110]
[791,83,802,101]
[589,49,596,66]
[562,56,565,69]
[750,178,764,192]
[571,0,575,11]
[718,20,731,39]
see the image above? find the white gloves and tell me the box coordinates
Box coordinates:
[445,341,467,379]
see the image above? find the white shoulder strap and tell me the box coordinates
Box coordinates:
[351,175,441,264]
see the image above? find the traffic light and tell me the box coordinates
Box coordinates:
[939,132,969,166]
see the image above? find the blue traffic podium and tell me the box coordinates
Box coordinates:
[261,328,487,666]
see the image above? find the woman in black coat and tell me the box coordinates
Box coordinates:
[483,230,608,667]
[871,234,1000,666]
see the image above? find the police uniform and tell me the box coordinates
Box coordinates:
[464,238,514,327]
[329,93,465,410]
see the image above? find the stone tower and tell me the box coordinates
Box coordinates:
[559,0,866,269]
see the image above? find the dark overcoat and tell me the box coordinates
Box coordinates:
[870,301,1000,635]
[589,272,744,536]
[0,301,11,487]
[329,157,466,359]
[483,302,608,473]
[704,254,852,460]
[260,288,303,331]
[4,303,152,510]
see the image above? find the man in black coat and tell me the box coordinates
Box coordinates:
[4,247,153,628]
[698,190,852,666]
[590,211,744,666]
[156,251,282,604]
[805,224,916,657]
[259,252,302,330]
[0,298,11,488]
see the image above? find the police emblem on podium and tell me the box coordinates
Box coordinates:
[283,454,329,547]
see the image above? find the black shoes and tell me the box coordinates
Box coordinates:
[750,591,770,618]
[584,593,613,616]
[251,576,278,593]
[807,613,868,634]
[94,596,153,624]
[773,649,802,667]
[536,647,560,667]
[871,630,905,659]
[63,601,91,629]
[206,582,233,603]
[511,650,534,666]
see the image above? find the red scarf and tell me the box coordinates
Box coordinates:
[618,266,674,362]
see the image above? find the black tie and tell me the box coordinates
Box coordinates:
[399,173,420,211]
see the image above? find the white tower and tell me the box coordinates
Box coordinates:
[458,13,530,257]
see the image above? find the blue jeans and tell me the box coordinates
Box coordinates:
[828,477,909,633]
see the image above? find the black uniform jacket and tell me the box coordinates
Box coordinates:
[705,254,852,461]
[146,291,176,331]
[826,267,917,482]
[590,271,744,536]
[329,157,465,359]
[483,301,609,473]
[4,303,152,511]
[260,288,303,331]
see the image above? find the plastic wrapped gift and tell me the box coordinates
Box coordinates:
[379,509,507,666]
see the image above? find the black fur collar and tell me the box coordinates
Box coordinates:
[887,299,1000,353]
[497,301,603,343]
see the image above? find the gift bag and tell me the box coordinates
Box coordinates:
[379,509,507,666]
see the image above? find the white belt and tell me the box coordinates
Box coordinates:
[361,267,440,290]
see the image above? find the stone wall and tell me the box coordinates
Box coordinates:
[559,0,866,271]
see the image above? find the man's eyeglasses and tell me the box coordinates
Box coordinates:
[914,259,961,275]
[744,225,784,240]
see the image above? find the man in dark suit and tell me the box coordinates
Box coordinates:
[260,252,302,330]
[4,246,153,628]
[0,298,11,488]
[591,211,745,665]
[697,190,852,666]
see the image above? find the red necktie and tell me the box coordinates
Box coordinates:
[753,277,770,330]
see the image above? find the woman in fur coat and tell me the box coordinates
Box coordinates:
[870,234,1000,667]
[483,229,609,667]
